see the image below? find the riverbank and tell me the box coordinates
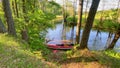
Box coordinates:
[0,34,120,68]
[65,9,120,32]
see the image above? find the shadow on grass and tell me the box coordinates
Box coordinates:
[59,56,98,64]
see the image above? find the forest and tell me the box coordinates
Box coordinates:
[0,0,120,68]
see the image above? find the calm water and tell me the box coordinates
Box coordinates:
[46,23,120,51]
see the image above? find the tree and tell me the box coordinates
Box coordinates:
[2,0,16,36]
[21,0,29,42]
[79,0,100,49]
[22,0,27,21]
[62,0,69,23]
[14,0,19,17]
[84,0,89,22]
[12,0,16,15]
[107,30,120,49]
[76,0,83,44]
[107,0,120,49]
[11,0,19,18]
[0,18,6,33]
[72,0,77,23]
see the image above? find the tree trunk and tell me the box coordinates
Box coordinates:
[2,0,16,36]
[107,31,120,49]
[76,0,83,44]
[21,29,29,42]
[84,0,89,23]
[105,32,113,49]
[15,0,19,18]
[73,0,76,23]
[107,0,120,49]
[12,1,16,15]
[33,0,36,12]
[0,18,6,33]
[22,0,26,13]
[22,0,27,21]
[62,0,68,23]
[22,0,29,42]
[79,0,100,49]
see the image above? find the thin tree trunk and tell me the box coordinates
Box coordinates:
[84,0,89,23]
[22,0,29,42]
[22,0,26,20]
[105,32,113,49]
[76,0,83,44]
[21,29,29,42]
[12,1,16,15]
[107,31,120,49]
[73,0,76,23]
[79,0,100,49]
[15,0,19,18]
[33,0,36,12]
[2,0,16,36]
[63,0,67,23]
[99,0,105,28]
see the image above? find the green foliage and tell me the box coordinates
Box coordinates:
[66,16,77,26]
[26,10,55,51]
[92,9,120,31]
[67,16,77,23]
[103,20,119,30]
[41,0,62,15]
[49,1,61,8]
[10,0,60,51]
[101,9,120,30]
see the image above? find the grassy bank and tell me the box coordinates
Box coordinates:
[0,34,120,68]
[0,34,56,68]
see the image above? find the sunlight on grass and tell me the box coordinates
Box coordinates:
[104,50,120,59]
[0,34,18,46]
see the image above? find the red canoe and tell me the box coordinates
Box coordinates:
[46,40,74,49]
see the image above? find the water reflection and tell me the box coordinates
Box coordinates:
[46,23,120,51]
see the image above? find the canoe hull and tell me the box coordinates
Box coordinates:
[46,40,73,50]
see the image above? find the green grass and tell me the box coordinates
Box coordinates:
[0,34,55,68]
[60,48,120,68]
[93,50,120,68]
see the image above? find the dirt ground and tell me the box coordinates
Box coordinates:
[61,62,108,68]
[46,49,110,68]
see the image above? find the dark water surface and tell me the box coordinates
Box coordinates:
[46,23,120,51]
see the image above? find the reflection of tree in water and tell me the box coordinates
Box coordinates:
[62,20,74,40]
[62,21,66,40]
[92,30,102,50]
[105,32,113,49]
[70,25,74,43]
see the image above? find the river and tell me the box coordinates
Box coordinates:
[46,22,120,51]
